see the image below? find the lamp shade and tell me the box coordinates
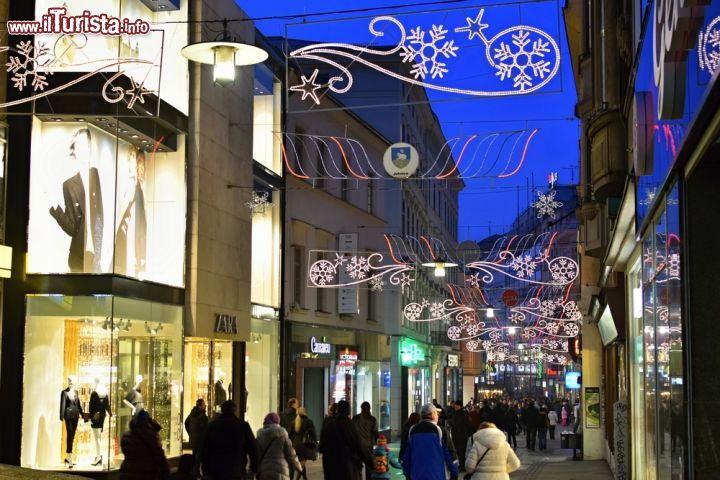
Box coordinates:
[181,40,268,66]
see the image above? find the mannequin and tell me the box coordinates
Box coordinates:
[214,371,227,412]
[123,374,145,415]
[89,378,112,466]
[59,375,83,468]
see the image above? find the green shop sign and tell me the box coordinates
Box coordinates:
[400,339,426,366]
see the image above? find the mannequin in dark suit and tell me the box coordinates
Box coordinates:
[49,128,104,273]
[60,376,84,467]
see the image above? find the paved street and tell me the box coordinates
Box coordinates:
[302,432,612,480]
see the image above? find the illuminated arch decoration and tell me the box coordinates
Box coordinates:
[699,16,720,74]
[281,129,538,181]
[307,250,415,290]
[1,37,159,111]
[403,298,473,323]
[510,298,582,323]
[287,9,560,105]
[464,234,578,286]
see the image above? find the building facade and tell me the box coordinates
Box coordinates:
[565,1,720,477]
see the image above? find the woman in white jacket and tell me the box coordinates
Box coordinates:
[464,422,520,480]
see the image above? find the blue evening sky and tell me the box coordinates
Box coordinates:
[240,0,579,241]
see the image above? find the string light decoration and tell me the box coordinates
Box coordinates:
[288,9,560,105]
[531,189,563,219]
[0,40,158,110]
[280,129,537,181]
[307,250,415,290]
[244,191,271,215]
[510,298,583,322]
[699,16,720,74]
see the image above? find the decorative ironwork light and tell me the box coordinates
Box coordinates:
[181,19,268,87]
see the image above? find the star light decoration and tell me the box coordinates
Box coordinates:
[288,8,560,105]
[531,190,563,219]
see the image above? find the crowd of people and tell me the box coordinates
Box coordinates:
[116,393,579,480]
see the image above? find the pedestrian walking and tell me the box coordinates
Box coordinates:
[464,422,520,480]
[399,412,421,461]
[561,404,568,426]
[521,401,539,451]
[255,412,302,480]
[120,410,170,480]
[319,400,373,480]
[280,398,299,432]
[502,404,519,450]
[292,407,318,479]
[450,400,475,471]
[200,400,258,480]
[402,403,459,480]
[352,401,379,480]
[537,406,550,451]
[370,435,402,479]
[547,409,558,440]
[184,397,208,474]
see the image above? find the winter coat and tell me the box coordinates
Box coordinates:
[370,444,402,479]
[279,407,297,433]
[538,411,549,430]
[291,415,318,461]
[255,424,302,480]
[450,409,475,464]
[200,413,259,480]
[319,416,373,480]
[502,408,519,434]
[402,419,459,480]
[521,406,540,429]
[352,412,379,451]
[547,411,558,427]
[184,406,208,449]
[120,416,170,480]
[464,427,520,480]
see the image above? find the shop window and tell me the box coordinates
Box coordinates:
[253,64,282,175]
[246,318,279,431]
[21,295,182,472]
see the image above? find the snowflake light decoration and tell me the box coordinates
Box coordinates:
[563,323,579,337]
[510,254,536,278]
[244,191,270,215]
[400,24,459,79]
[369,276,386,292]
[563,301,582,321]
[550,258,577,284]
[447,325,462,340]
[309,260,335,286]
[539,299,560,318]
[508,312,525,324]
[466,322,481,337]
[531,190,563,219]
[405,303,423,321]
[466,273,482,287]
[491,30,552,90]
[466,340,480,352]
[667,253,680,279]
[545,322,560,335]
[429,302,446,318]
[346,256,371,279]
[699,16,720,74]
[5,41,51,92]
[288,9,560,106]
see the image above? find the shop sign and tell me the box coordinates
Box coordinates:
[214,313,238,335]
[653,0,708,119]
[337,346,359,375]
[309,336,331,354]
[400,339,426,366]
[447,354,459,368]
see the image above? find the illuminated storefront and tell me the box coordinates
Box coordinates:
[400,338,431,418]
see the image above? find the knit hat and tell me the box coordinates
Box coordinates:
[376,434,387,445]
[264,412,280,425]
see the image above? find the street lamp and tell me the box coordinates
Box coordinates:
[181,19,268,87]
[421,259,458,277]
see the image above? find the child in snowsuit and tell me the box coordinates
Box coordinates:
[371,435,402,479]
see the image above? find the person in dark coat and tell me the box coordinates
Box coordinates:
[503,403,520,449]
[169,454,195,480]
[319,400,373,480]
[399,412,421,461]
[292,407,318,479]
[521,402,540,451]
[280,398,299,433]
[184,398,208,451]
[200,400,258,480]
[353,401,379,480]
[449,400,475,471]
[120,410,169,480]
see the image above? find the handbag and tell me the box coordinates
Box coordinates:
[463,447,489,480]
[302,431,319,461]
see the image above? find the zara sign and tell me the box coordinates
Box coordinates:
[653,0,708,119]
[214,313,238,335]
